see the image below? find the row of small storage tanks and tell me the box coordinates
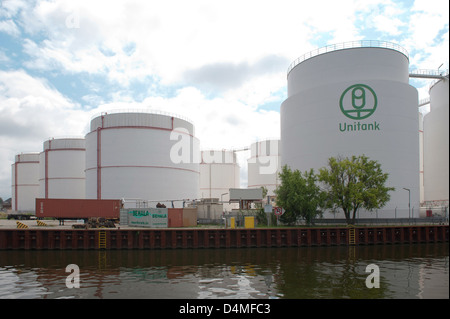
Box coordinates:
[11,112,280,212]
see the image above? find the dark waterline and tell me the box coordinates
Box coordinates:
[0,243,448,299]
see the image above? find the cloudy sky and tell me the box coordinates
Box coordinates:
[0,0,448,200]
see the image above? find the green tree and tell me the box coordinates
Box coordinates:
[254,186,274,226]
[318,155,394,225]
[275,165,325,225]
[254,187,268,209]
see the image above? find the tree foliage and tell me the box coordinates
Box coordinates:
[275,165,326,225]
[318,155,394,224]
[254,186,276,226]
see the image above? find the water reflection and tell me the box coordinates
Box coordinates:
[0,244,448,299]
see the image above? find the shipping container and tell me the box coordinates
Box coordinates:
[182,208,197,227]
[127,208,168,228]
[36,198,122,220]
[168,208,183,227]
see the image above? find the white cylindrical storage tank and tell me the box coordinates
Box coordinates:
[247,139,281,201]
[11,153,40,212]
[199,150,240,211]
[423,76,449,206]
[281,41,419,218]
[419,112,424,205]
[85,111,199,208]
[39,138,86,199]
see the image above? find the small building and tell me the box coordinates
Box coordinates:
[196,198,224,222]
[229,188,263,209]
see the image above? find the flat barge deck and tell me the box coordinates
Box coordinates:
[0,225,448,250]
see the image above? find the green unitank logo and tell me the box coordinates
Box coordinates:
[339,84,377,120]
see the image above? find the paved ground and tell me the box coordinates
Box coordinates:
[0,218,146,230]
[0,218,86,230]
[0,218,226,230]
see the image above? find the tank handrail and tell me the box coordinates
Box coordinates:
[429,72,449,92]
[200,136,281,154]
[43,135,86,141]
[89,108,194,125]
[409,69,448,76]
[14,152,40,158]
[419,97,430,107]
[287,40,409,77]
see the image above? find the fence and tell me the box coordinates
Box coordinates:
[287,40,409,76]
[311,217,447,226]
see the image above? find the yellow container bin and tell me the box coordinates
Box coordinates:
[230,217,236,229]
[244,216,255,229]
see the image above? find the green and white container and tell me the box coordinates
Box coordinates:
[127,208,168,228]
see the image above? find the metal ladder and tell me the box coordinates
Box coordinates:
[98,230,107,249]
[348,225,356,245]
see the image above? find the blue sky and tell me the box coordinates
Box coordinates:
[0,0,448,199]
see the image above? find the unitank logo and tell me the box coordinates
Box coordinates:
[339,84,377,120]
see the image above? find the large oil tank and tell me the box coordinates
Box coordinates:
[423,76,449,205]
[38,138,86,199]
[281,41,419,218]
[11,153,40,212]
[199,150,240,211]
[247,139,281,200]
[85,111,199,208]
[419,112,424,204]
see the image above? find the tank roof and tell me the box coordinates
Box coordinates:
[90,109,193,125]
[287,40,409,77]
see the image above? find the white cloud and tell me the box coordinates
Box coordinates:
[372,15,405,36]
[0,19,20,36]
[0,50,10,63]
[0,69,90,197]
[405,0,449,50]
[9,0,449,86]
[14,0,381,87]
[0,0,27,18]
[137,86,280,150]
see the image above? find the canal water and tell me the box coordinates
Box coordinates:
[0,243,448,299]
